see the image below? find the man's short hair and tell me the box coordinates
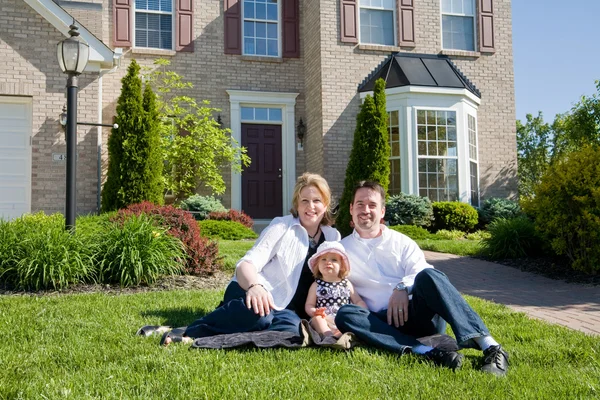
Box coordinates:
[352,180,386,204]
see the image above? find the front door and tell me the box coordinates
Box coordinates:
[241,124,282,219]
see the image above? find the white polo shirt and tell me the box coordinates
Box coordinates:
[341,224,433,312]
[234,215,341,309]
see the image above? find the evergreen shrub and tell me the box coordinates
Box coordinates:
[385,193,433,227]
[180,195,227,220]
[388,225,434,240]
[207,209,254,228]
[432,202,478,232]
[478,197,522,226]
[522,144,600,273]
[481,217,544,259]
[199,220,258,240]
[114,202,221,275]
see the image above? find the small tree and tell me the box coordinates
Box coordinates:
[337,78,390,237]
[146,59,250,202]
[516,112,552,198]
[102,60,164,212]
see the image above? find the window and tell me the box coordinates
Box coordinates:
[468,114,479,207]
[360,0,395,46]
[388,110,402,195]
[243,0,279,57]
[134,0,173,50]
[416,110,459,201]
[441,0,475,51]
[240,107,282,122]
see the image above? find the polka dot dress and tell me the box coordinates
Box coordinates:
[315,279,351,316]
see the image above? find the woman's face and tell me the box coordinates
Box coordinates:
[297,185,326,229]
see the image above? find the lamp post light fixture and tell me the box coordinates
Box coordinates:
[57,23,89,231]
[297,118,306,146]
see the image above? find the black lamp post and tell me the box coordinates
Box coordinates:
[57,23,89,231]
[297,118,306,146]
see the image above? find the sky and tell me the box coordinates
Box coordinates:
[512,0,600,123]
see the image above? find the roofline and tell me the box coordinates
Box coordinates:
[360,85,481,106]
[24,0,118,71]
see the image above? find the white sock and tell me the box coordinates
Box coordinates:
[473,335,499,351]
[411,344,434,354]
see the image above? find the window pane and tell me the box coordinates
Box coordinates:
[256,22,266,38]
[244,1,255,18]
[147,0,159,11]
[417,110,426,124]
[136,0,147,10]
[256,38,267,55]
[389,159,401,196]
[391,127,399,142]
[267,3,278,20]
[267,39,278,56]
[267,23,277,38]
[441,0,452,13]
[135,30,147,47]
[426,111,436,124]
[390,110,399,126]
[244,21,255,37]
[148,30,160,48]
[269,108,282,121]
[470,161,479,207]
[256,2,266,19]
[255,108,268,120]
[442,15,474,51]
[135,13,147,29]
[360,9,394,46]
[160,0,172,12]
[241,107,254,120]
[244,37,255,54]
[417,126,426,140]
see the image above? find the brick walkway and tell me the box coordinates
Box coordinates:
[425,251,600,336]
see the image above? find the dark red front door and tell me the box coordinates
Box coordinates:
[242,124,283,219]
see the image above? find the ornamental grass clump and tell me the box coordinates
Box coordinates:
[481,217,543,260]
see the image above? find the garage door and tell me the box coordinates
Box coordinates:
[0,97,32,221]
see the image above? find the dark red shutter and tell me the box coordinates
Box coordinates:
[113,0,132,47]
[176,0,194,52]
[398,0,415,47]
[340,0,358,43]
[224,0,241,54]
[282,0,300,57]
[478,0,495,53]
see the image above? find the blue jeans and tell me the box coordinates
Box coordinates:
[335,268,489,354]
[183,281,301,338]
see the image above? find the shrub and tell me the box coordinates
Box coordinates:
[434,229,465,240]
[389,225,434,240]
[478,197,522,226]
[114,201,221,275]
[180,195,227,220]
[522,144,600,273]
[0,213,93,291]
[432,202,478,232]
[466,230,492,241]
[480,217,544,260]
[96,214,185,287]
[385,194,433,227]
[207,209,254,228]
[199,220,258,240]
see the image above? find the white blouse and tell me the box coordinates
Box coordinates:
[234,214,341,309]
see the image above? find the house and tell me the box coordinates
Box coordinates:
[0,0,516,224]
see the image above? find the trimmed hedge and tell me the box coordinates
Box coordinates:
[199,220,258,240]
[207,209,254,228]
[389,225,435,240]
[432,201,478,232]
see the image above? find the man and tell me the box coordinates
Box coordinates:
[336,181,509,376]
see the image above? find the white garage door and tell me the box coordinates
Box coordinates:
[0,97,32,221]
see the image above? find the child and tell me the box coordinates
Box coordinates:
[305,241,367,338]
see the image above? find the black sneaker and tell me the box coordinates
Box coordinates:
[481,345,509,376]
[424,348,464,370]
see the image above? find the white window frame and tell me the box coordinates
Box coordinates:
[242,0,282,57]
[359,0,397,46]
[133,0,175,50]
[440,0,476,51]
[467,113,480,207]
[362,85,480,204]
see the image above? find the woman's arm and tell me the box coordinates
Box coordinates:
[304,282,320,318]
[237,261,275,317]
[348,282,368,309]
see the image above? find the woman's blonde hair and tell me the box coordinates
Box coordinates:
[290,172,335,226]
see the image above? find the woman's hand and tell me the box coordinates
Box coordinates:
[246,284,276,317]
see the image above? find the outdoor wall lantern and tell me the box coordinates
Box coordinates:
[297,118,306,146]
[57,23,89,231]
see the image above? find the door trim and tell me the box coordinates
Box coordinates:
[227,90,299,214]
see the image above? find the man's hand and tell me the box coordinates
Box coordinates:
[387,289,409,327]
[246,284,276,317]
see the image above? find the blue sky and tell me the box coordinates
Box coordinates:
[513,0,600,123]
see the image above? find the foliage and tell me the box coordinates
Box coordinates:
[198,220,258,240]
[207,209,254,228]
[516,112,552,198]
[114,202,221,275]
[478,197,522,226]
[466,230,491,241]
[0,213,93,290]
[431,202,478,232]
[337,78,391,236]
[480,217,544,260]
[434,229,465,240]
[522,144,600,273]
[388,225,435,240]
[385,193,433,227]
[415,239,482,257]
[145,58,250,201]
[179,194,226,220]
[102,60,164,212]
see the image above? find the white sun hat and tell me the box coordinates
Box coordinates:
[308,241,351,274]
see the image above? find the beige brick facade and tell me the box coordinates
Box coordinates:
[1,0,516,219]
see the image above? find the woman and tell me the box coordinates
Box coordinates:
[161,172,340,345]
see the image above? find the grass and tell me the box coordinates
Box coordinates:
[218,239,254,272]
[1,290,599,399]
[416,238,483,256]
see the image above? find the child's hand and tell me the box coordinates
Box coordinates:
[314,307,327,318]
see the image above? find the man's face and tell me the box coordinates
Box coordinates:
[349,187,385,238]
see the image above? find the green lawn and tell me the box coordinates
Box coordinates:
[1,288,599,399]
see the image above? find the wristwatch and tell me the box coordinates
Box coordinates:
[394,282,408,293]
